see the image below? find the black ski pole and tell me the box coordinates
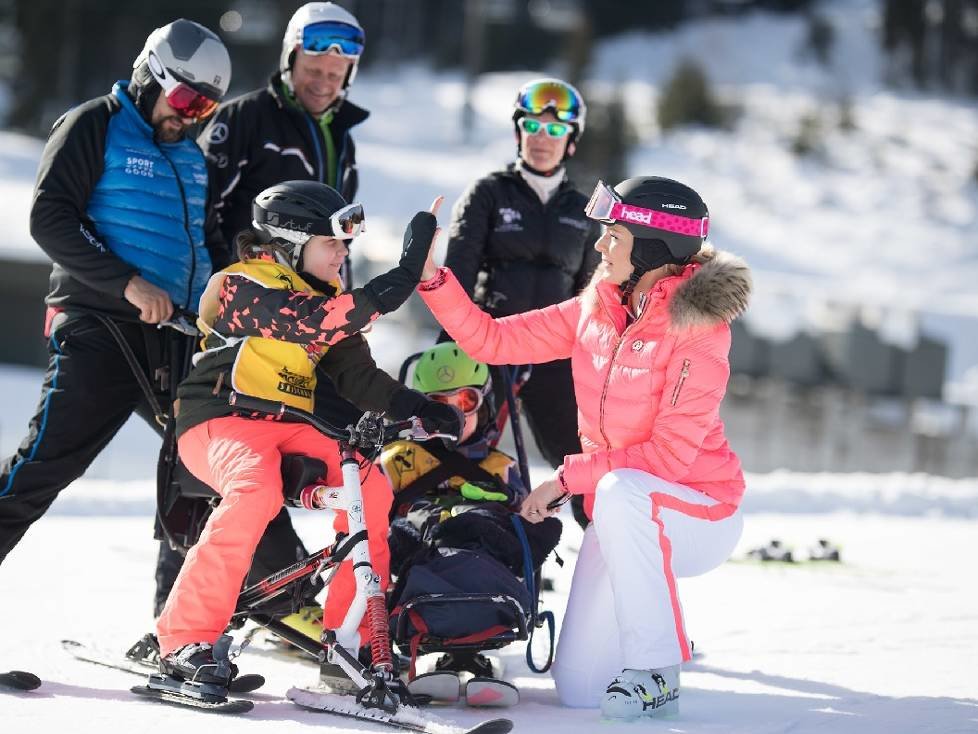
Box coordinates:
[501,365,531,490]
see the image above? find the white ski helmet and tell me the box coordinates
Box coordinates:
[133,19,231,103]
[280,2,365,91]
[513,77,587,141]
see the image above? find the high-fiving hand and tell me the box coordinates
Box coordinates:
[362,195,445,314]
[420,196,443,282]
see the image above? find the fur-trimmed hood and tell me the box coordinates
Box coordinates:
[668,246,752,330]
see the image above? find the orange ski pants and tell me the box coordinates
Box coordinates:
[156,416,392,656]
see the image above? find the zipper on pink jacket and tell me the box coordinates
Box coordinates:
[671,358,691,407]
[596,294,647,448]
[597,333,626,448]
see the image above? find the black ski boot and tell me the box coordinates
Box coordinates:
[126,632,162,667]
[161,641,233,687]
[435,651,495,678]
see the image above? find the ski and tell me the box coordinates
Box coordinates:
[409,672,519,708]
[0,670,41,691]
[61,639,264,693]
[131,682,253,714]
[288,686,513,734]
[464,678,519,708]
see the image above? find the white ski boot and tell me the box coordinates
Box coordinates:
[600,665,680,719]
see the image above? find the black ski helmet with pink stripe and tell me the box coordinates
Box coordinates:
[611,176,709,273]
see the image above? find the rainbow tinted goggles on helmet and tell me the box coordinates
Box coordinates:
[585,180,709,238]
[301,20,365,57]
[517,117,573,138]
[427,385,485,416]
[516,79,583,122]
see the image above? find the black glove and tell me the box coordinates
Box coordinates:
[363,211,437,314]
[416,400,463,449]
[388,387,462,449]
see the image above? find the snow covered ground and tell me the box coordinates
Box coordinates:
[1,3,977,732]
[1,484,976,733]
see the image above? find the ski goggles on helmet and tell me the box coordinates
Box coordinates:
[427,385,485,416]
[301,21,365,58]
[253,202,365,243]
[517,117,573,139]
[147,51,220,121]
[329,202,365,240]
[163,83,220,121]
[585,180,709,238]
[516,80,583,122]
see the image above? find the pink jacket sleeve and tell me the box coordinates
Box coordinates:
[562,324,732,494]
[418,267,580,364]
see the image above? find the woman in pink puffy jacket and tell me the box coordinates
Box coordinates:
[416,176,752,720]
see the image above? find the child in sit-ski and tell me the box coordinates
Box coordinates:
[381,342,560,707]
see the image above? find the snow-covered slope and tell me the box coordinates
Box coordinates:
[1,499,976,733]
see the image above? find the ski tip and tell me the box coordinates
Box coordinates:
[468,719,514,734]
[1,671,42,691]
[228,673,265,694]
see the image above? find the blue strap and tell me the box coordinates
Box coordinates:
[510,514,555,673]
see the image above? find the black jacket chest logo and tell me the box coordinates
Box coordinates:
[494,206,524,233]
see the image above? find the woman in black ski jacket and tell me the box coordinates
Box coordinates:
[443,78,600,528]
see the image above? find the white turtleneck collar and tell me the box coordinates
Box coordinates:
[516,160,566,204]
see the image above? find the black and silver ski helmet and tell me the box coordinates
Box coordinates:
[252,180,364,269]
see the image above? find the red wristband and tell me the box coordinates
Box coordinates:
[418,267,448,291]
[557,467,569,493]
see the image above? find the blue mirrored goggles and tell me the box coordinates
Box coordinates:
[301,21,365,58]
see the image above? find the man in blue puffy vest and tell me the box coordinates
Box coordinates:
[0,21,231,589]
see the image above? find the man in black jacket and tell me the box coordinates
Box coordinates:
[199,1,367,280]
[0,21,231,578]
[445,79,600,529]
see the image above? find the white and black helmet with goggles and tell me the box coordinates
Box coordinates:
[132,19,230,122]
[280,2,365,92]
[252,180,365,269]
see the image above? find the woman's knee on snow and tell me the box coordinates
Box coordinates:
[553,661,601,708]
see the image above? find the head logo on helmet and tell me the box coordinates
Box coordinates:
[620,208,653,226]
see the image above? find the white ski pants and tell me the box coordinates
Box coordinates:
[552,468,743,708]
